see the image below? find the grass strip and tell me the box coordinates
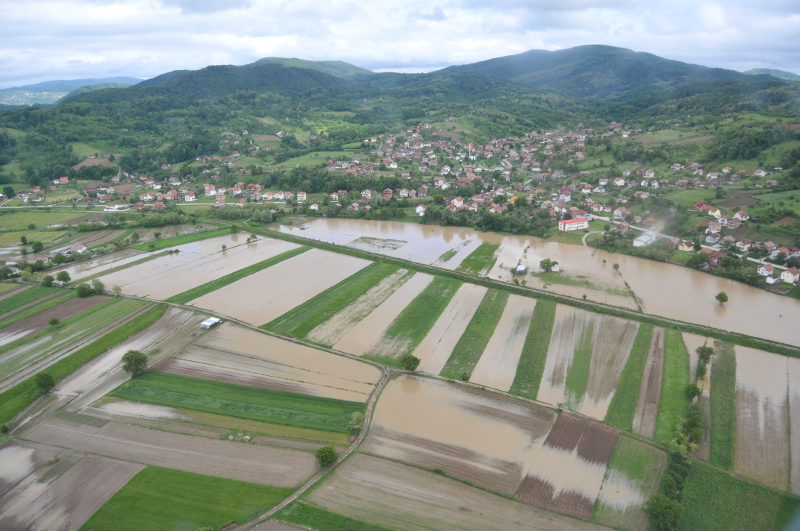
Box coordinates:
[677,460,799,531]
[72,250,171,284]
[275,501,395,531]
[0,289,74,331]
[439,289,509,380]
[604,324,655,430]
[0,302,165,424]
[110,371,364,433]
[455,242,500,275]
[438,248,459,262]
[264,261,399,336]
[131,227,229,251]
[509,299,557,400]
[166,246,309,304]
[0,285,60,315]
[369,276,462,362]
[80,466,292,531]
[709,341,737,469]
[654,329,691,445]
[0,282,18,294]
[563,316,595,409]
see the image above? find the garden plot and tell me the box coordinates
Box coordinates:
[305,268,415,346]
[362,375,557,495]
[632,327,665,438]
[0,296,108,349]
[733,346,790,490]
[0,454,143,531]
[789,358,800,495]
[413,283,487,374]
[515,413,619,519]
[307,453,612,531]
[99,236,299,300]
[333,273,433,356]
[22,415,316,488]
[470,295,536,392]
[190,249,370,325]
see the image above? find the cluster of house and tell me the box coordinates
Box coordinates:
[5,243,89,274]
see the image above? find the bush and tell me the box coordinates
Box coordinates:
[56,271,71,283]
[48,317,60,327]
[400,354,421,371]
[645,494,683,531]
[35,372,55,392]
[91,278,105,295]
[41,275,54,287]
[121,350,148,377]
[0,423,8,433]
[76,283,93,297]
[315,446,338,467]
[685,383,701,400]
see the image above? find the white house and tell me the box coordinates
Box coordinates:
[558,218,589,232]
[415,204,427,216]
[781,267,800,285]
[633,232,657,247]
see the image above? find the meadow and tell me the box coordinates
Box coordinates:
[508,298,557,400]
[604,324,655,430]
[709,341,737,469]
[455,242,500,275]
[275,501,395,531]
[653,329,690,445]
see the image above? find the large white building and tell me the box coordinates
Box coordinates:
[633,232,657,247]
[558,218,589,232]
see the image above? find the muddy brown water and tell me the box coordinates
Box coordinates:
[279,219,800,346]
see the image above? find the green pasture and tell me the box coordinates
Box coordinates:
[604,324,655,430]
[709,341,737,469]
[455,243,499,275]
[653,330,690,445]
[509,299,557,400]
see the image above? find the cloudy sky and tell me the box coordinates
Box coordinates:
[1,0,798,88]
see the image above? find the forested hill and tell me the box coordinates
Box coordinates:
[252,58,373,78]
[442,45,784,100]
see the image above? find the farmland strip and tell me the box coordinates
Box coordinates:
[71,250,171,284]
[0,286,61,316]
[631,327,665,438]
[276,501,396,531]
[167,246,309,304]
[264,261,399,336]
[509,299,557,401]
[604,324,655,432]
[709,341,737,469]
[130,226,229,251]
[0,302,165,424]
[653,329,691,446]
[0,290,74,331]
[439,289,509,380]
[563,315,595,410]
[110,371,365,433]
[455,242,500,275]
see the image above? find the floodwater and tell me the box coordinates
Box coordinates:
[0,445,35,486]
[190,249,370,325]
[470,294,536,391]
[596,469,645,511]
[333,273,433,356]
[279,219,800,346]
[56,249,143,282]
[537,305,594,407]
[788,358,800,495]
[99,400,186,419]
[414,283,488,374]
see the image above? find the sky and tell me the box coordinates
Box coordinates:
[1,0,799,88]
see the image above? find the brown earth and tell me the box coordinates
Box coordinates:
[0,440,61,497]
[22,416,316,488]
[59,214,103,226]
[263,521,304,531]
[772,217,796,227]
[72,159,114,170]
[733,388,790,490]
[153,358,311,395]
[308,453,615,531]
[632,327,665,438]
[718,197,758,208]
[0,295,110,339]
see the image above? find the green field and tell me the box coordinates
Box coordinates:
[0,285,61,315]
[663,188,716,208]
[709,341,737,469]
[437,248,459,262]
[0,211,85,231]
[592,434,667,531]
[0,282,17,294]
[276,501,395,531]
[455,243,500,275]
[131,227,229,251]
[654,330,691,445]
[678,461,799,531]
[0,229,69,246]
[439,289,509,380]
[267,150,354,168]
[0,303,164,424]
[264,261,398,337]
[563,317,595,410]
[605,324,655,430]
[80,466,292,531]
[509,299,557,400]
[110,371,364,433]
[368,276,461,362]
[168,246,309,304]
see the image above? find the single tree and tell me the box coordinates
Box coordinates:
[2,186,15,198]
[52,253,66,265]
[35,372,55,392]
[540,258,558,272]
[91,278,105,295]
[147,243,156,251]
[693,241,702,251]
[696,346,714,365]
[75,283,93,297]
[48,317,60,327]
[315,446,338,467]
[41,275,54,287]
[645,494,683,531]
[612,263,620,272]
[112,285,122,296]
[56,271,71,284]
[31,241,43,252]
[347,411,364,433]
[121,350,148,377]
[154,231,162,239]
[20,235,28,245]
[222,244,227,252]
[603,223,611,231]
[28,223,36,230]
[715,291,728,305]
[130,231,140,243]
[400,354,421,371]
[685,383,702,400]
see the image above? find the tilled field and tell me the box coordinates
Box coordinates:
[632,327,665,437]
[307,453,614,531]
[21,416,316,488]
[515,413,619,519]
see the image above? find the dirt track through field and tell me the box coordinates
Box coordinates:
[413,283,487,374]
[788,358,800,495]
[632,327,665,437]
[307,453,614,531]
[470,294,536,391]
[579,316,639,420]
[22,417,316,488]
[537,305,594,407]
[515,412,619,519]
[733,346,790,490]
[333,273,433,356]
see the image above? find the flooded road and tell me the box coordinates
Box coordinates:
[279,219,800,346]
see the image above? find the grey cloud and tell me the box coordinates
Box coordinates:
[161,0,251,13]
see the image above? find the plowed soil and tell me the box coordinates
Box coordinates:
[0,440,61,498]
[0,296,110,346]
[515,413,619,519]
[718,197,758,208]
[632,327,665,437]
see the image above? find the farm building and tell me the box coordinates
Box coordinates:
[633,232,657,247]
[515,265,527,275]
[200,317,221,329]
[558,218,589,232]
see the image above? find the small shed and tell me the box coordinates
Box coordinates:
[515,265,527,275]
[201,317,221,330]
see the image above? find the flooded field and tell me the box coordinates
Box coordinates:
[98,236,299,299]
[470,295,536,392]
[789,358,800,495]
[363,375,557,495]
[279,219,800,345]
[632,328,665,438]
[190,249,370,325]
